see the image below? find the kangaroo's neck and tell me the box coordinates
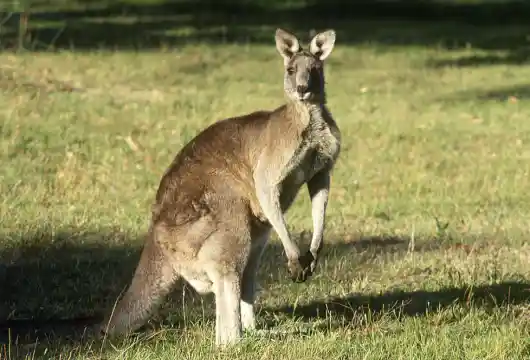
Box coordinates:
[284,98,328,128]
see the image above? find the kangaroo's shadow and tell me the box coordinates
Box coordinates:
[264,281,530,331]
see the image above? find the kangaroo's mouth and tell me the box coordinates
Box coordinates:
[296,92,312,101]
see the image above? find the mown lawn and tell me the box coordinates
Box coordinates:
[2,1,530,359]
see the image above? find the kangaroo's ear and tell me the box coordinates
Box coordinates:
[310,29,336,61]
[275,28,300,63]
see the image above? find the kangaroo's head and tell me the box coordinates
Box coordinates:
[275,28,336,104]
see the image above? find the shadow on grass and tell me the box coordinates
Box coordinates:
[0,228,424,345]
[438,83,530,103]
[267,281,530,329]
[427,49,530,68]
[1,0,530,65]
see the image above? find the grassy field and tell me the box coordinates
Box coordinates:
[3,1,530,359]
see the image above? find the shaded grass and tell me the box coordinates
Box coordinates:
[2,25,530,359]
[1,0,530,63]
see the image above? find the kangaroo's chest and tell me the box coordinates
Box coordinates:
[306,118,341,174]
[279,116,341,211]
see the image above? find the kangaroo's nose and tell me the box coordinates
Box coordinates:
[297,84,308,94]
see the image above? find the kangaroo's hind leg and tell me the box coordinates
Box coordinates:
[240,228,270,332]
[211,268,243,346]
[200,224,255,345]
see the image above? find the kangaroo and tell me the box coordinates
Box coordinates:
[99,28,341,347]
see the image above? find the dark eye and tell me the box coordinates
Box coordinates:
[286,67,295,75]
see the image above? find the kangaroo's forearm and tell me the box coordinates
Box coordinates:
[255,179,300,261]
[307,170,330,255]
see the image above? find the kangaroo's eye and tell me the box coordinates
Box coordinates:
[286,67,295,75]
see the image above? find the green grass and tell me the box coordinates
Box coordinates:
[3,11,530,359]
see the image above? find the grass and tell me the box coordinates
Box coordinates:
[3,2,530,359]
